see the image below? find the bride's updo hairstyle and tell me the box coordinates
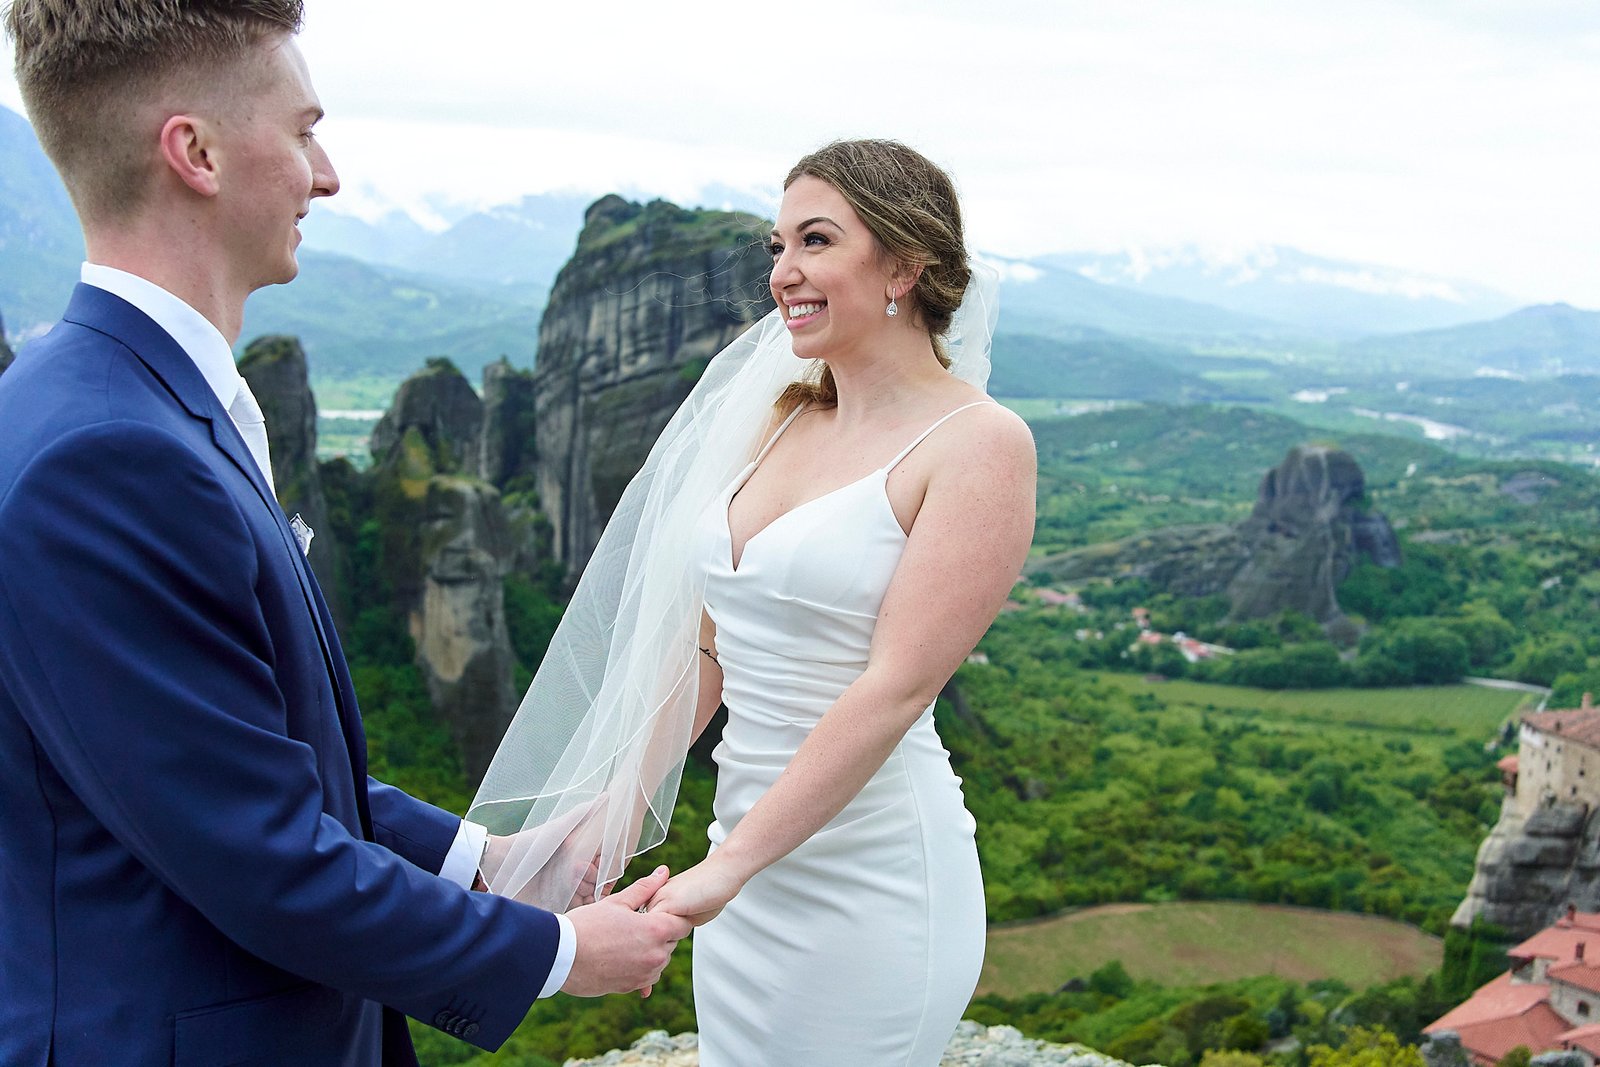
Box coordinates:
[777,139,971,412]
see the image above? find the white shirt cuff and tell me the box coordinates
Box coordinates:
[540,914,577,998]
[444,819,575,997]
[439,819,488,889]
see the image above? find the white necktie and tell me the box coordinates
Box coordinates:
[228,378,276,497]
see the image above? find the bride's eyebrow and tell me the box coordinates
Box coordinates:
[771,217,841,239]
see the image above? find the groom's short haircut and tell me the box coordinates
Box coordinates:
[3,0,304,222]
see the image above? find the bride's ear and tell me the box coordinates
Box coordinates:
[889,263,924,301]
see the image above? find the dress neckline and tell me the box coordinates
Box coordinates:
[724,400,992,573]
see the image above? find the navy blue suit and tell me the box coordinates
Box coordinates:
[0,286,559,1066]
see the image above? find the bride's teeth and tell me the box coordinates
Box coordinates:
[790,303,823,317]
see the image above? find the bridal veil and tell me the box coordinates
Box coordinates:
[468,262,999,911]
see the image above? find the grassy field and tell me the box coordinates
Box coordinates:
[979,901,1444,998]
[1090,674,1533,744]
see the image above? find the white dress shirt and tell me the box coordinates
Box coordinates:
[79,263,575,998]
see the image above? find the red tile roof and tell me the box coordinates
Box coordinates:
[1426,973,1568,1063]
[1498,755,1520,772]
[1551,959,1600,994]
[1523,708,1600,751]
[1558,1022,1600,1055]
[1510,912,1600,961]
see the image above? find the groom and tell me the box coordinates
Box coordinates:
[0,2,689,1065]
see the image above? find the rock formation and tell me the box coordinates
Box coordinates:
[371,357,484,476]
[367,359,523,781]
[1225,445,1399,624]
[564,1023,1144,1067]
[1452,803,1597,940]
[218,194,767,785]
[478,356,537,490]
[1027,445,1399,631]
[531,195,774,571]
[1420,1031,1470,1067]
[1453,706,1600,940]
[238,335,344,623]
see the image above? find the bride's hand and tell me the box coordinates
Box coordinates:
[570,849,620,908]
[646,858,745,926]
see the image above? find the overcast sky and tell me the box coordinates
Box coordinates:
[5,0,1597,306]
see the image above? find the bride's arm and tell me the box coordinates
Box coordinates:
[580,609,723,903]
[485,618,725,906]
[691,609,724,744]
[649,406,1036,924]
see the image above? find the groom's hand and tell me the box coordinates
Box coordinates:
[561,866,690,997]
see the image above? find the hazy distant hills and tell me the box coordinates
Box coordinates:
[240,251,541,384]
[1338,303,1600,378]
[983,255,1289,344]
[298,193,596,294]
[989,331,1262,404]
[296,183,777,295]
[4,100,1596,442]
[0,105,83,339]
[0,105,544,387]
[1047,245,1518,336]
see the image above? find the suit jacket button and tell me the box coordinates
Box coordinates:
[463,1022,480,1039]
[434,1010,453,1029]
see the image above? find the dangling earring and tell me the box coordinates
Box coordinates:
[885,285,899,318]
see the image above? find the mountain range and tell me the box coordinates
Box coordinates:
[3,101,1597,432]
[1048,245,1518,336]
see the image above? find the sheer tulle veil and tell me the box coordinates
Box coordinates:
[467,262,1000,911]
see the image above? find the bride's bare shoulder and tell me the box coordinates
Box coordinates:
[947,401,1035,468]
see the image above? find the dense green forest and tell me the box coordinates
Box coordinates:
[341,402,1600,1064]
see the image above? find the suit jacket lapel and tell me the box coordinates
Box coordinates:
[64,285,374,836]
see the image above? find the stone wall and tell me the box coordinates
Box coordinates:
[1518,722,1600,815]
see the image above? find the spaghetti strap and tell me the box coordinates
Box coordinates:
[749,405,808,469]
[883,401,994,471]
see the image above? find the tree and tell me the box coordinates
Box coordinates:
[1306,1025,1425,1066]
[1356,620,1470,686]
[1509,634,1588,687]
[1089,959,1136,998]
[1199,1053,1267,1067]
[1441,608,1516,669]
[1551,668,1600,710]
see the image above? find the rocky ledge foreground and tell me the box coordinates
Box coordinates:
[565,1022,1151,1066]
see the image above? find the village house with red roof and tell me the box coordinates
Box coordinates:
[1427,906,1600,1064]
[1427,697,1600,1064]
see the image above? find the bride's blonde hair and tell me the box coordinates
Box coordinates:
[776,139,971,414]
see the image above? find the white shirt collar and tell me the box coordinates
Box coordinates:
[80,262,241,411]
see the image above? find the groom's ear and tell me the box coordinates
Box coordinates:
[158,114,222,198]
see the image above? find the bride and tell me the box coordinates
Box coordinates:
[471,139,1035,1064]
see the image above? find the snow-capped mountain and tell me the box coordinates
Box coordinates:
[1043,245,1518,337]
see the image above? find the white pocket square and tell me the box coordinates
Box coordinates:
[289,513,315,557]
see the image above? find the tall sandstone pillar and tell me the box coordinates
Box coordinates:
[531,195,774,574]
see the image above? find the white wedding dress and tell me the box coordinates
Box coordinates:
[690,403,989,1066]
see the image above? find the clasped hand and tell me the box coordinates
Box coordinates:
[639,857,745,927]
